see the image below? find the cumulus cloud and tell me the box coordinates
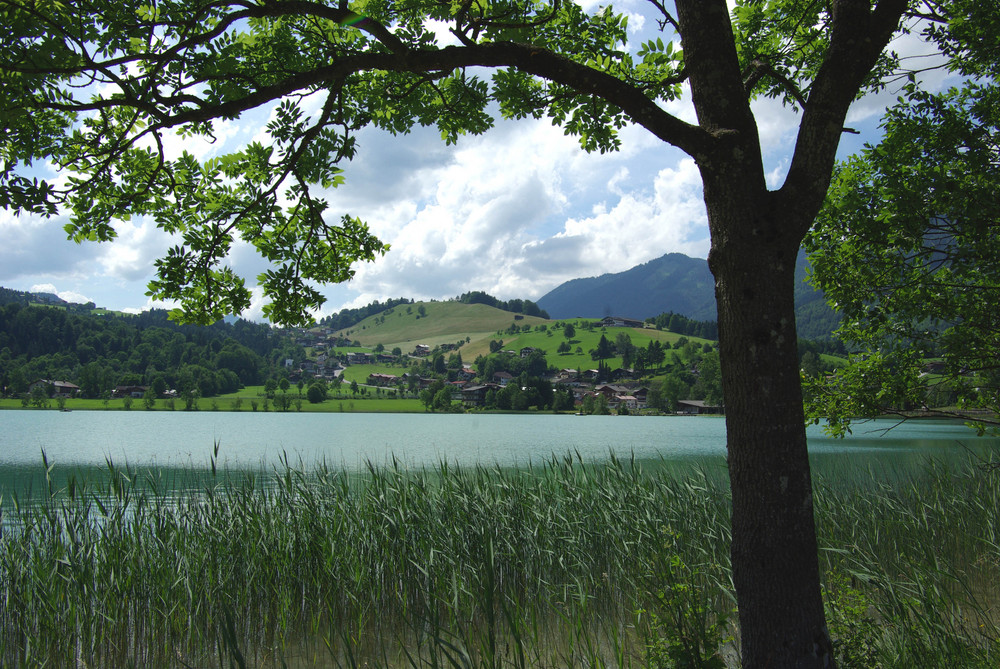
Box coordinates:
[335,116,710,307]
[94,218,178,282]
[58,290,89,302]
[0,210,100,280]
[27,285,94,304]
[334,119,592,300]
[2,3,946,322]
[509,158,710,290]
[120,296,173,316]
[0,206,180,313]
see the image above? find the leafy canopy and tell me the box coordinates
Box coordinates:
[1,0,687,324]
[805,0,1000,432]
[2,0,923,326]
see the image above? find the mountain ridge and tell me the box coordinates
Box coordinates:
[536,250,839,339]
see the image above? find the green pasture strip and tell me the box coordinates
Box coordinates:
[211,396,425,413]
[300,398,425,413]
[0,396,426,413]
[339,364,408,383]
[0,397,139,411]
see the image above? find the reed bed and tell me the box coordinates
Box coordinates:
[0,450,998,668]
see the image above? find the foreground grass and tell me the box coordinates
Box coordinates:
[1,454,999,668]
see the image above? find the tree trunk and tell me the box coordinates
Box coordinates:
[706,185,833,667]
[664,0,912,664]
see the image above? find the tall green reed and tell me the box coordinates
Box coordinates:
[0,453,733,667]
[2,449,998,667]
[813,455,1000,668]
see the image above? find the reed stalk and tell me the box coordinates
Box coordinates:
[1,451,997,667]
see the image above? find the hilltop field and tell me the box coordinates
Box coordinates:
[324,300,712,377]
[335,302,551,353]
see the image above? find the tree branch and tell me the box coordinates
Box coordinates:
[255,0,410,54]
[65,42,709,159]
[742,59,809,109]
[779,0,909,227]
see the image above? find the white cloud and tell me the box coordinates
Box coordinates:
[524,157,710,277]
[95,218,177,282]
[58,290,92,304]
[0,206,183,313]
[336,119,604,300]
[3,3,952,322]
[625,12,646,34]
[425,19,463,47]
[0,210,100,280]
[29,286,94,304]
[338,128,709,306]
[240,285,269,323]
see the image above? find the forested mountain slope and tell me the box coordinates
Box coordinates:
[0,303,288,398]
[537,251,840,339]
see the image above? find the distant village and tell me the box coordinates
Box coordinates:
[11,299,725,414]
[282,316,723,415]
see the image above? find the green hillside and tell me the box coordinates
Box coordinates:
[333,301,550,351]
[335,300,714,375]
[478,324,711,375]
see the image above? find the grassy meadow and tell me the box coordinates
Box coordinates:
[332,301,714,378]
[0,396,426,413]
[1,453,998,668]
[335,301,551,352]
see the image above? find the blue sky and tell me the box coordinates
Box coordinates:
[0,1,955,321]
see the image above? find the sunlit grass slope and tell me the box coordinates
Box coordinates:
[333,301,715,374]
[334,301,549,350]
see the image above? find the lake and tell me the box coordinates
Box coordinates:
[1,410,996,493]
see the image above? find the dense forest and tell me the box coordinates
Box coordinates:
[0,302,295,398]
[644,311,719,340]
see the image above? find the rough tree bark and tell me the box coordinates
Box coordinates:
[674,1,907,665]
[710,195,830,666]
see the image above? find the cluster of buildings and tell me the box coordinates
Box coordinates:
[27,379,81,398]
[364,366,722,414]
[25,380,180,400]
[274,318,724,414]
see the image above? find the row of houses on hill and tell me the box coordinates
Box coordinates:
[600,316,646,328]
[364,370,722,414]
[456,381,720,413]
